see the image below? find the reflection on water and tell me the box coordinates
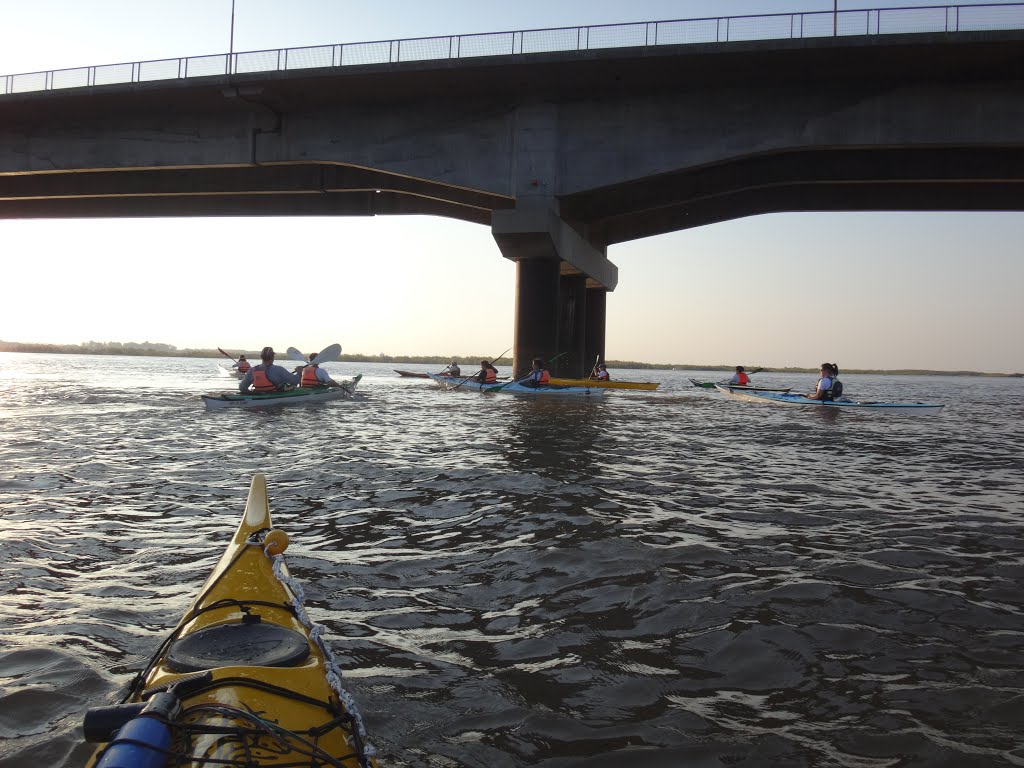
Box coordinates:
[0,354,1022,767]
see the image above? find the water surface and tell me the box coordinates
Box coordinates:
[0,354,1021,767]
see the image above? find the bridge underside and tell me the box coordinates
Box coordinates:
[3,145,1024,239]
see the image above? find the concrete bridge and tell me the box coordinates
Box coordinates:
[3,6,1024,376]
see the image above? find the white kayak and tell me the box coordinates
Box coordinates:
[714,384,944,414]
[216,365,245,379]
[427,372,603,397]
[203,375,362,410]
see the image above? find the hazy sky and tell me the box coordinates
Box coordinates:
[1,0,1021,373]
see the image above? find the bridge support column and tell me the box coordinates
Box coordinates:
[584,288,608,374]
[513,257,562,377]
[493,204,618,378]
[559,275,588,378]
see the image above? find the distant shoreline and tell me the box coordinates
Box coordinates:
[0,341,1019,378]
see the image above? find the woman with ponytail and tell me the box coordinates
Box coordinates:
[806,362,843,401]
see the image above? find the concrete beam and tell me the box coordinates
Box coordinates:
[492,205,618,290]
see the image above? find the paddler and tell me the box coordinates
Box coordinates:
[728,366,750,385]
[524,357,550,388]
[475,359,499,384]
[594,363,610,381]
[806,362,843,401]
[239,346,300,393]
[232,354,251,374]
[299,352,343,388]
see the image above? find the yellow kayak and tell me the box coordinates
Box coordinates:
[548,377,659,390]
[83,474,377,768]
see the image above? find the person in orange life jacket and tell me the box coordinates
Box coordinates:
[524,357,550,387]
[806,362,842,401]
[232,354,251,374]
[475,360,499,384]
[299,352,341,388]
[593,363,610,381]
[238,347,300,394]
[728,366,750,385]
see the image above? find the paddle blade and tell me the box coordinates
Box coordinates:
[217,347,235,360]
[286,347,307,363]
[311,343,342,365]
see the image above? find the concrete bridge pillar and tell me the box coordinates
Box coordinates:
[492,203,617,378]
[513,256,562,377]
[584,288,608,375]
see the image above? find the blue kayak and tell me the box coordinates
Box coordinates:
[714,384,943,414]
[427,372,603,397]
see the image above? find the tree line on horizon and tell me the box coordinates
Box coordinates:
[0,340,1018,377]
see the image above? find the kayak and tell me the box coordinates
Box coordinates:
[397,369,508,380]
[217,365,245,379]
[82,474,377,768]
[712,383,793,393]
[427,372,603,397]
[203,374,362,410]
[691,378,790,392]
[548,377,660,391]
[714,384,944,414]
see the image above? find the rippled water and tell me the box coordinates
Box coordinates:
[1,353,1022,767]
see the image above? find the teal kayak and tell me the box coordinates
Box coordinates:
[714,384,943,414]
[203,375,362,410]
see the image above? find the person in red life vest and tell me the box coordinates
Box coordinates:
[594,363,610,381]
[299,352,342,388]
[474,359,499,384]
[238,346,300,393]
[232,354,251,374]
[728,365,750,386]
[524,357,550,387]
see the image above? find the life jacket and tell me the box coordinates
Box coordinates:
[237,361,251,373]
[824,378,843,401]
[597,370,609,381]
[482,368,497,383]
[736,372,749,385]
[251,367,277,393]
[533,369,550,385]
[300,365,322,388]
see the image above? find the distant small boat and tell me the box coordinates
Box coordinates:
[548,377,659,391]
[714,384,944,414]
[394,369,430,378]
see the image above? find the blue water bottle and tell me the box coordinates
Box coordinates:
[93,690,177,768]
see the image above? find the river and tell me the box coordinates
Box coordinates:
[0,353,1021,767]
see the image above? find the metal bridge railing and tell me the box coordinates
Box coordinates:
[3,3,1024,96]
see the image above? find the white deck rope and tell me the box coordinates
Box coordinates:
[270,551,376,759]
